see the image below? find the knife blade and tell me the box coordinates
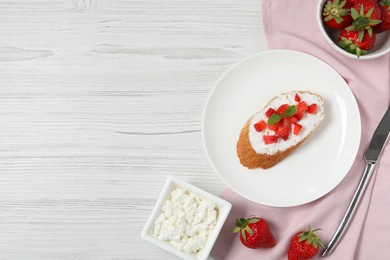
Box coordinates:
[364,107,390,162]
[322,106,390,257]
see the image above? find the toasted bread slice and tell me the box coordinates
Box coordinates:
[237,91,324,169]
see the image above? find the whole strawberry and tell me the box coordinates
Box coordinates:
[323,0,353,29]
[374,0,390,33]
[287,225,324,260]
[231,216,276,249]
[347,0,382,35]
[352,0,382,20]
[338,27,376,56]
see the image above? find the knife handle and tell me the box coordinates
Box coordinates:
[322,161,376,257]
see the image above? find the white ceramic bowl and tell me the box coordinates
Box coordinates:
[317,0,390,59]
[140,176,232,260]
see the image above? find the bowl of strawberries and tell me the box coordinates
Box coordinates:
[317,0,390,59]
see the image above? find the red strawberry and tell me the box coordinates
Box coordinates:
[338,28,376,56]
[294,112,304,121]
[287,225,324,260]
[254,120,267,132]
[290,116,298,124]
[374,0,390,33]
[267,122,279,131]
[323,0,353,29]
[352,0,382,21]
[263,135,278,144]
[293,123,302,135]
[283,116,292,125]
[231,217,276,249]
[265,107,276,118]
[294,93,301,102]
[276,104,289,115]
[349,0,377,4]
[347,0,382,36]
[297,101,308,114]
[277,126,291,140]
[308,104,318,114]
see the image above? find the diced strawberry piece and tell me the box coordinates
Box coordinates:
[281,135,289,141]
[297,101,308,114]
[294,93,301,102]
[277,126,290,140]
[265,108,276,118]
[268,121,279,131]
[308,104,318,114]
[281,117,291,127]
[290,116,298,124]
[276,104,289,115]
[293,123,302,135]
[263,135,278,144]
[254,120,267,132]
[294,112,304,121]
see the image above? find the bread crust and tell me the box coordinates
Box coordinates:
[236,91,323,169]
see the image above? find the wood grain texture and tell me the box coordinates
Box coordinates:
[0,0,266,259]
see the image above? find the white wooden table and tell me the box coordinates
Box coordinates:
[0,0,267,259]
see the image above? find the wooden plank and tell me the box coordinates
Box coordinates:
[0,0,266,258]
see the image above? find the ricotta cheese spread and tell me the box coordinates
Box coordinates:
[248,91,324,155]
[153,188,218,254]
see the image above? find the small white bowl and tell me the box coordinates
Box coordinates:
[140,176,232,260]
[317,0,390,59]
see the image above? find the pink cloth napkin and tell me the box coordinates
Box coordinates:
[211,1,390,259]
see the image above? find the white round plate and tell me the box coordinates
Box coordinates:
[202,50,361,207]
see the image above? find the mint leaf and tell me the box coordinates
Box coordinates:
[268,113,282,125]
[284,105,297,117]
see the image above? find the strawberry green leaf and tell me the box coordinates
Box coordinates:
[366,7,374,17]
[298,236,307,243]
[367,28,373,38]
[248,218,260,224]
[371,19,382,26]
[379,0,390,6]
[335,16,343,23]
[324,15,333,21]
[297,224,325,248]
[241,229,246,241]
[356,47,362,57]
[322,0,350,23]
[351,7,360,19]
[231,226,241,233]
[245,226,253,235]
[379,0,390,10]
[318,239,325,248]
[358,30,364,42]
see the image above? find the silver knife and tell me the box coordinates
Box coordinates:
[322,106,390,257]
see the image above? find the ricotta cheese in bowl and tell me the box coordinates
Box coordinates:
[141,176,232,260]
[153,187,218,254]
